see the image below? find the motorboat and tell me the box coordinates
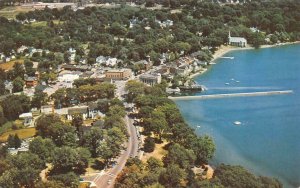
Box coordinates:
[234,121,242,125]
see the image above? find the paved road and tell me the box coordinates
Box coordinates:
[93,115,139,187]
[82,80,139,187]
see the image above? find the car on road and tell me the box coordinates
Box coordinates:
[107,179,112,185]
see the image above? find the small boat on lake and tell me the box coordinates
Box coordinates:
[234,121,241,125]
[225,83,230,85]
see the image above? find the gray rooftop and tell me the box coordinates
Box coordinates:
[229,37,247,43]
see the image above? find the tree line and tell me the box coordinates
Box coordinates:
[1,1,299,66]
[0,97,128,187]
[114,80,282,188]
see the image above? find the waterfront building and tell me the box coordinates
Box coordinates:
[228,31,247,47]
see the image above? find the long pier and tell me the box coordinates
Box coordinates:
[169,90,293,101]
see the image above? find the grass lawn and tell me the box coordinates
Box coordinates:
[79,182,90,188]
[141,140,168,162]
[0,120,24,135]
[0,127,36,142]
[0,6,32,19]
[29,20,64,27]
[30,21,47,27]
[85,157,105,175]
[0,59,24,70]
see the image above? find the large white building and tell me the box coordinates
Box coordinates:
[139,73,161,86]
[228,31,247,47]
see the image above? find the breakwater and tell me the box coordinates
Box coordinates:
[169,90,293,101]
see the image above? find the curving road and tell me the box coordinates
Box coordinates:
[82,80,139,188]
[93,115,139,188]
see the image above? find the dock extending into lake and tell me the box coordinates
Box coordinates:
[169,90,293,101]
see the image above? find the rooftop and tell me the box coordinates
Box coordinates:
[229,36,247,43]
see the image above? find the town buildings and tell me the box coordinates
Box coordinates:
[105,69,132,80]
[139,73,161,86]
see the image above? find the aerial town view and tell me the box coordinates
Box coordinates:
[0,0,299,187]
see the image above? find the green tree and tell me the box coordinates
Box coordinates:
[0,105,7,125]
[163,143,196,170]
[34,180,65,188]
[148,110,168,141]
[159,164,187,188]
[48,172,79,188]
[0,79,6,95]
[2,153,45,188]
[144,137,155,153]
[12,76,24,93]
[82,127,105,157]
[145,0,155,7]
[71,114,83,139]
[97,99,110,114]
[7,134,18,148]
[105,127,127,158]
[214,164,264,188]
[51,146,90,174]
[13,134,21,149]
[106,105,126,117]
[251,32,265,48]
[146,157,163,172]
[35,114,62,138]
[188,135,215,164]
[125,80,145,102]
[12,62,25,80]
[1,95,30,120]
[29,136,55,163]
[31,88,48,108]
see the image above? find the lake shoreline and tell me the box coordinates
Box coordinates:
[178,43,300,188]
[189,41,300,79]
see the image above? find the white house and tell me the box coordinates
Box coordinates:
[41,105,53,114]
[66,104,101,121]
[96,56,107,65]
[69,48,76,62]
[106,58,118,67]
[17,45,28,54]
[58,73,80,83]
[67,106,89,121]
[228,31,247,47]
[19,112,33,126]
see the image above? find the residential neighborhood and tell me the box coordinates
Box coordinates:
[0,0,298,188]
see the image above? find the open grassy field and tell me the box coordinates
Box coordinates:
[30,20,64,27]
[0,127,36,142]
[141,140,168,162]
[0,59,24,71]
[0,6,32,19]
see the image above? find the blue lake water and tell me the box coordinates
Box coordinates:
[176,44,300,188]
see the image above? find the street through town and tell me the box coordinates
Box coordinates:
[82,80,139,188]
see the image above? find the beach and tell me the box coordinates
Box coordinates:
[212,41,300,62]
[188,41,300,79]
